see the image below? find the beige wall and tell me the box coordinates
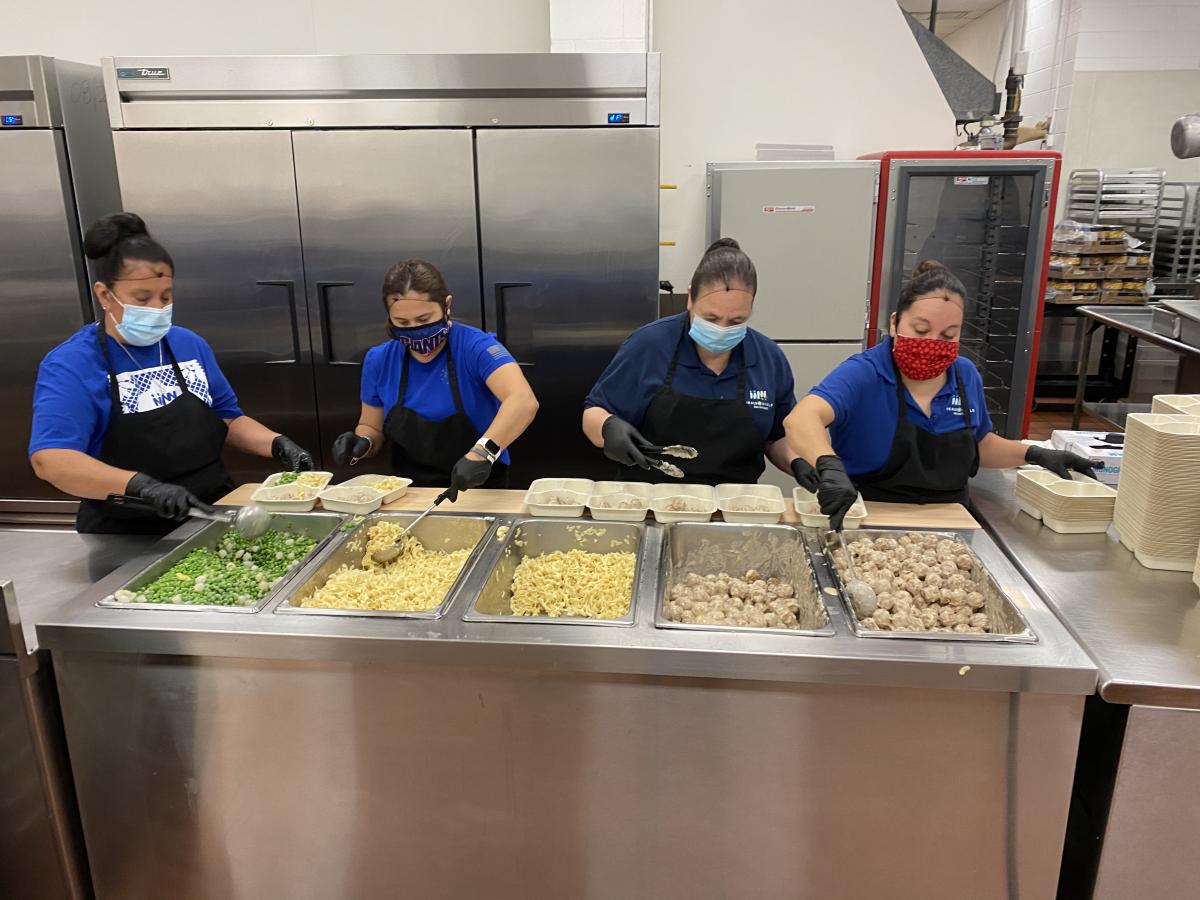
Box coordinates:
[0,0,551,58]
[653,0,959,286]
[1061,70,1200,187]
[945,2,1010,85]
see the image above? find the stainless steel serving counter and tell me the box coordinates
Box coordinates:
[33,516,1096,695]
[17,514,1098,900]
[972,469,1200,709]
[972,468,1200,900]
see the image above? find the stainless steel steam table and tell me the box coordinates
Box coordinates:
[19,501,1096,900]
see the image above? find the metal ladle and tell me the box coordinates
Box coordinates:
[831,530,878,618]
[370,488,453,564]
[107,494,271,539]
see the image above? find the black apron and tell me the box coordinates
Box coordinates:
[620,323,766,486]
[854,356,980,505]
[383,337,508,488]
[76,325,233,535]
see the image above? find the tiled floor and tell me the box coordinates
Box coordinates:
[1027,404,1109,441]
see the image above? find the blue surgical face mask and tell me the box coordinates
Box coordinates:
[109,298,172,347]
[389,318,450,355]
[689,314,747,353]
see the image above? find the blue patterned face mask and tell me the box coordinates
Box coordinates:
[389,319,450,354]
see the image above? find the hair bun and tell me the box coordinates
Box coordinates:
[912,259,948,278]
[83,212,149,260]
[705,237,741,254]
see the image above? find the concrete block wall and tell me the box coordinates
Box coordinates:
[550,0,648,52]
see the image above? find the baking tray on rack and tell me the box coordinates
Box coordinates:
[97,512,346,613]
[655,522,833,637]
[815,529,1037,643]
[272,512,497,619]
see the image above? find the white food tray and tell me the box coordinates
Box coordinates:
[250,483,321,512]
[650,484,717,523]
[337,474,412,504]
[586,492,650,522]
[524,489,588,517]
[792,487,867,529]
[715,483,784,524]
[262,471,333,490]
[318,485,385,515]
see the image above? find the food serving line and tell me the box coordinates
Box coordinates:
[1,479,1100,900]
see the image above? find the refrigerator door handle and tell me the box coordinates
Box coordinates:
[316,281,356,366]
[257,279,302,365]
[493,282,535,368]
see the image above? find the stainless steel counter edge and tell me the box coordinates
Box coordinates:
[31,514,1097,696]
[972,468,1200,709]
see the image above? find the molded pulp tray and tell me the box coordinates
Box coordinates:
[463,519,645,626]
[817,529,1038,643]
[656,522,833,636]
[98,512,345,613]
[272,512,496,619]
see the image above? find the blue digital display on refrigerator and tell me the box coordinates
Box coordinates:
[1,115,23,126]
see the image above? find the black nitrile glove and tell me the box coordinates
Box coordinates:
[1025,445,1101,480]
[601,415,653,469]
[331,432,372,466]
[791,457,820,493]
[126,472,213,521]
[447,454,493,502]
[272,435,314,472]
[815,454,858,531]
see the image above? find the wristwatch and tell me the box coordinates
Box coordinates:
[472,438,502,464]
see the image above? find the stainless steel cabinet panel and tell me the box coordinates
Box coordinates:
[113,131,318,480]
[293,130,482,477]
[476,128,659,485]
[707,163,878,342]
[0,130,89,500]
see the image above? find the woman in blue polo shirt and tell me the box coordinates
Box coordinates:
[29,213,313,534]
[330,258,539,493]
[784,260,1098,528]
[582,238,797,485]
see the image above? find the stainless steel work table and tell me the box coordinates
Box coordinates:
[27,511,1096,900]
[1,528,159,900]
[972,468,1200,900]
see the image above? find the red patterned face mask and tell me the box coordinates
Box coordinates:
[892,334,958,381]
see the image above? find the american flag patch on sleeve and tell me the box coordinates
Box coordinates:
[487,344,507,359]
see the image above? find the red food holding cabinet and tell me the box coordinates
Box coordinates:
[858,150,1060,438]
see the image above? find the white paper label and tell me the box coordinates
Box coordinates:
[762,205,816,214]
[953,176,989,186]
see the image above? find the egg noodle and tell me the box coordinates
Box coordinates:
[300,521,470,611]
[509,549,635,619]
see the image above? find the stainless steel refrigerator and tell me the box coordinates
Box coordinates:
[0,56,120,511]
[102,53,661,487]
[705,161,881,490]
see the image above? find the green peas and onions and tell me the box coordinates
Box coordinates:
[113,527,318,606]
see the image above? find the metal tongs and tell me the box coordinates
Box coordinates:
[370,488,453,564]
[644,444,699,479]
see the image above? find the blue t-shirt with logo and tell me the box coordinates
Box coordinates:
[584,313,796,443]
[360,323,517,465]
[811,338,993,477]
[29,325,243,458]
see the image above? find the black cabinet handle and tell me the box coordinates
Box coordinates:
[316,281,355,366]
[257,280,300,365]
[493,282,534,367]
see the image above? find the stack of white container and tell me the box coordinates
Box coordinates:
[1113,412,1200,571]
[1152,394,1200,415]
[1015,470,1117,534]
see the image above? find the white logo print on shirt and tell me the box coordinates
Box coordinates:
[112,359,213,414]
[746,388,773,412]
